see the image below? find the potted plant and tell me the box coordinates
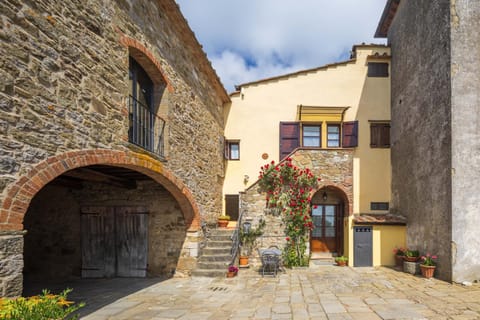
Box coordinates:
[393,246,406,268]
[226,265,238,277]
[403,249,420,262]
[335,256,348,266]
[420,253,437,278]
[217,214,230,228]
[239,220,265,266]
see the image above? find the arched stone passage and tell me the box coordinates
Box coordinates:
[0,149,201,232]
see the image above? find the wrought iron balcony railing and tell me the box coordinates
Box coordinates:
[128,95,165,157]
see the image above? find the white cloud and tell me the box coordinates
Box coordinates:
[176,0,387,92]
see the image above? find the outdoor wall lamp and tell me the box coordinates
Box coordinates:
[322,191,327,201]
[244,174,249,184]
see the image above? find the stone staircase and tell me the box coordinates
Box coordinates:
[191,228,234,277]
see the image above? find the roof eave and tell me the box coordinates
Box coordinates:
[374,0,401,38]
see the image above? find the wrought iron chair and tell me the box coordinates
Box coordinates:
[261,251,280,277]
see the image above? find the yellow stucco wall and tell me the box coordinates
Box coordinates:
[347,219,406,267]
[224,45,391,216]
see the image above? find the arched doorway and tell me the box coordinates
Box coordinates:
[0,149,202,297]
[310,186,348,255]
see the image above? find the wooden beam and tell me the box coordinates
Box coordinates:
[63,168,137,189]
[49,176,84,189]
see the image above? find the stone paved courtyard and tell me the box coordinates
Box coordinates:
[78,264,480,320]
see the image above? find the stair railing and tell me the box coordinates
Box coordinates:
[229,208,245,266]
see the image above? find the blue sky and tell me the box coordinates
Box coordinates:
[176,1,387,93]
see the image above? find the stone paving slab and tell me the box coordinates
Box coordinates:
[80,265,480,320]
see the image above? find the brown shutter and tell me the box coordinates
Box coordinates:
[370,124,380,147]
[279,122,300,160]
[381,124,390,147]
[342,121,358,148]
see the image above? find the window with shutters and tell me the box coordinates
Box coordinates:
[367,62,389,77]
[370,122,390,148]
[302,125,321,147]
[280,121,358,159]
[225,140,240,160]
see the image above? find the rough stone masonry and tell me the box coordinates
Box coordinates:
[0,0,229,296]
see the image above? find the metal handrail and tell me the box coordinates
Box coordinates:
[128,95,165,157]
[229,207,244,266]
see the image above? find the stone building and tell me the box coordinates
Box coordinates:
[375,0,480,282]
[224,44,406,267]
[0,0,229,296]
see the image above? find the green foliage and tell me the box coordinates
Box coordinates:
[0,288,85,320]
[240,220,265,255]
[404,249,420,258]
[335,256,348,262]
[258,157,319,267]
[420,253,438,266]
[218,215,230,220]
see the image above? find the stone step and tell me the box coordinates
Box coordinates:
[202,247,231,255]
[208,234,233,241]
[191,269,227,278]
[198,254,231,263]
[197,261,230,269]
[205,240,232,248]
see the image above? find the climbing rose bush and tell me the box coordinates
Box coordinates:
[258,157,319,267]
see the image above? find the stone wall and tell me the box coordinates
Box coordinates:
[240,148,353,266]
[0,0,227,223]
[387,1,453,280]
[450,0,480,282]
[0,0,227,296]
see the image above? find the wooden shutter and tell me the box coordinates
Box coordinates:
[279,122,300,160]
[225,194,240,221]
[370,123,390,148]
[342,121,358,148]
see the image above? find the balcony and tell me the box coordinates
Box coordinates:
[128,95,165,157]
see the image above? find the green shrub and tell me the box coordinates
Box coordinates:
[0,288,85,320]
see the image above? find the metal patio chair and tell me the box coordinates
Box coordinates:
[261,251,280,277]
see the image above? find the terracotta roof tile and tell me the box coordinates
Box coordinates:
[353,214,406,225]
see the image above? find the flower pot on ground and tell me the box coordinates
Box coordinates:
[226,265,238,278]
[239,255,249,267]
[335,256,348,266]
[217,215,230,228]
[393,246,406,269]
[420,253,437,278]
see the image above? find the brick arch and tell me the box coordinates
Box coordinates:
[118,33,174,93]
[313,183,353,216]
[0,149,200,231]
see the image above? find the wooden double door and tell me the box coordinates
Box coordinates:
[81,206,148,278]
[311,204,343,253]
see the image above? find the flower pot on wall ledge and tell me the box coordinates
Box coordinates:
[420,265,435,278]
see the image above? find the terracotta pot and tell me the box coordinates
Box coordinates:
[226,271,237,278]
[336,260,347,267]
[420,265,436,278]
[217,219,229,228]
[395,255,404,269]
[239,256,249,266]
[404,256,419,262]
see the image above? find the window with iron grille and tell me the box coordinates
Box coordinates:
[128,57,165,156]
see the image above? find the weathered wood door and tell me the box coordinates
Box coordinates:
[116,207,148,277]
[311,205,337,252]
[81,206,148,278]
